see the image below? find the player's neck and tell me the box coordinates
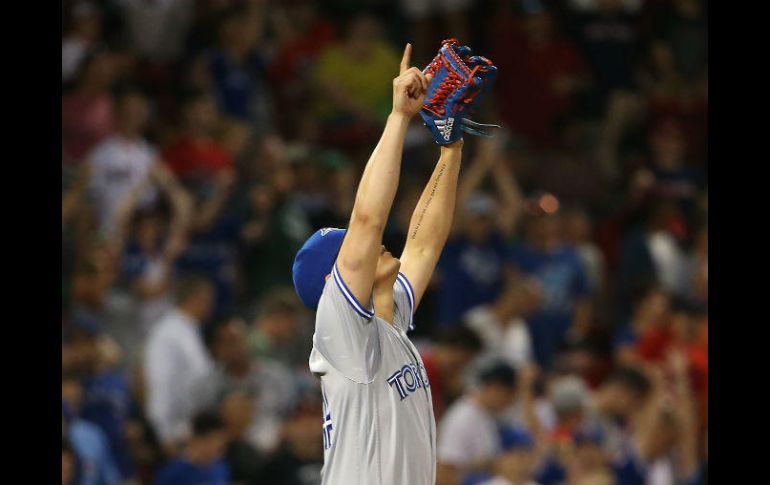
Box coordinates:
[372,280,395,325]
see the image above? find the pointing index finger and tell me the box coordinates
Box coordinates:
[400,43,412,74]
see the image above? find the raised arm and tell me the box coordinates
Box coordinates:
[399,140,464,309]
[336,44,430,305]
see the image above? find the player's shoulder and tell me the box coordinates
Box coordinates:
[318,264,375,321]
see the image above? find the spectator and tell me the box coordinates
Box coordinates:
[563,429,616,485]
[64,312,137,481]
[637,41,708,164]
[464,278,542,370]
[62,374,121,485]
[192,315,298,453]
[69,247,117,317]
[419,327,484,419]
[434,137,524,327]
[609,355,700,485]
[154,412,230,485]
[568,0,643,105]
[117,207,186,348]
[259,394,324,485]
[644,118,705,222]
[163,90,241,319]
[268,0,337,137]
[209,6,271,124]
[562,206,606,298]
[163,90,234,189]
[435,193,515,327]
[311,12,400,146]
[478,428,542,485]
[547,376,592,442]
[144,275,216,453]
[593,366,652,458]
[246,288,312,370]
[510,205,593,369]
[62,46,117,164]
[62,2,102,84]
[238,148,313,302]
[613,283,671,366]
[81,87,191,239]
[491,2,590,146]
[219,390,265,485]
[615,198,688,319]
[437,361,519,485]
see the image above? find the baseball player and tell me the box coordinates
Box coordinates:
[292,41,497,485]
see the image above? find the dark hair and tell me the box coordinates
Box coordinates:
[258,288,302,318]
[435,327,484,354]
[192,411,225,436]
[605,366,651,396]
[478,361,517,389]
[203,314,243,349]
[174,274,213,304]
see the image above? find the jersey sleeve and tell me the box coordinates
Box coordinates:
[312,262,381,383]
[394,272,416,332]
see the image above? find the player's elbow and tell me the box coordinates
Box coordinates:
[349,210,386,235]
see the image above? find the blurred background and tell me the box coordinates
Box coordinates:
[61,0,707,484]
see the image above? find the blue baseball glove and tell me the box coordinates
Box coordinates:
[420,39,500,145]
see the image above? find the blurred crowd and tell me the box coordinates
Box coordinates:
[61,0,707,484]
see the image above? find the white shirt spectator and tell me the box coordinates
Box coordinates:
[62,36,89,82]
[646,231,685,293]
[576,242,605,295]
[438,396,501,469]
[464,306,533,369]
[189,359,299,453]
[87,135,158,236]
[144,308,213,444]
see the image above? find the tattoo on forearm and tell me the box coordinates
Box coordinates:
[410,163,447,240]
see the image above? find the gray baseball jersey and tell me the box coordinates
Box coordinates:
[309,263,437,485]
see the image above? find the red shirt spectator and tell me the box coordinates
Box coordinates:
[62,93,114,164]
[419,350,447,419]
[163,136,232,182]
[162,91,233,184]
[62,48,117,165]
[491,8,589,147]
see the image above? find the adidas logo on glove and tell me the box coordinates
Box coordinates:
[434,117,455,141]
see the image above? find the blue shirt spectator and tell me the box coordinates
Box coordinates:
[435,231,512,327]
[154,458,230,485]
[65,406,121,485]
[511,241,590,367]
[80,371,137,479]
[208,10,269,123]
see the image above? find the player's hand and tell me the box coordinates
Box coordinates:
[392,43,432,118]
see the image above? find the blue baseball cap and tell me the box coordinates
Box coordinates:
[292,228,347,310]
